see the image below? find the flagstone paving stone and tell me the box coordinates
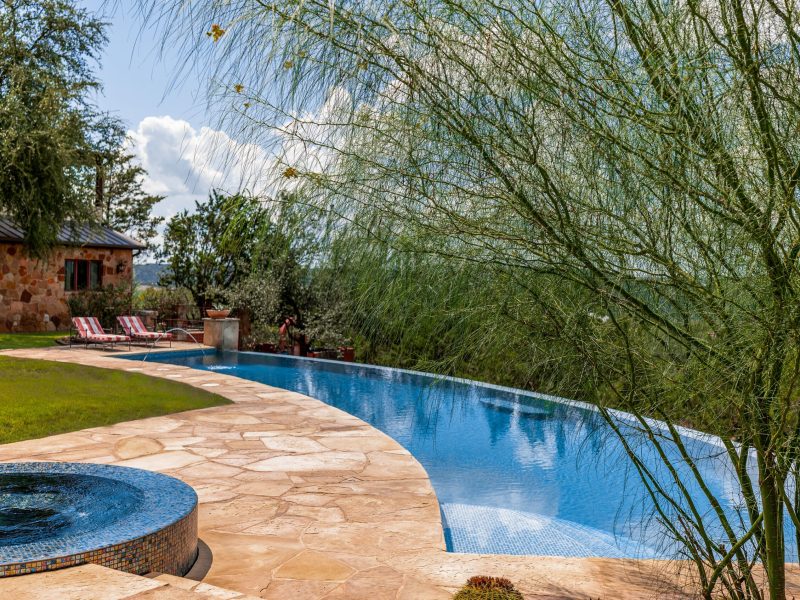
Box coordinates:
[3,345,795,599]
[115,437,165,458]
[273,550,356,581]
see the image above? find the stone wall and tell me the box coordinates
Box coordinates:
[0,243,134,332]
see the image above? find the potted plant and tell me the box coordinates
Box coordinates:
[251,327,280,353]
[253,341,278,353]
[338,339,355,362]
[292,333,308,357]
[206,304,231,319]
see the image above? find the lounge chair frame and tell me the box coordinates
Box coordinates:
[70,317,131,350]
[117,315,173,348]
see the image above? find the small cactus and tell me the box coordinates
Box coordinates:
[453,576,524,600]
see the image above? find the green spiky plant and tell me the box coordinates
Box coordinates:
[453,576,523,600]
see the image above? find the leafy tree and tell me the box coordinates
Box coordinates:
[133,286,196,321]
[0,0,107,256]
[87,118,164,249]
[158,191,267,315]
[100,148,164,249]
[151,1,800,597]
[222,273,282,346]
[221,192,350,349]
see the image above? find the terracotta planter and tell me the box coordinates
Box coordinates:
[206,309,230,319]
[339,346,355,361]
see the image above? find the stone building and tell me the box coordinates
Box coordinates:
[0,219,145,332]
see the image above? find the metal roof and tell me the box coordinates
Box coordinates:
[0,218,146,250]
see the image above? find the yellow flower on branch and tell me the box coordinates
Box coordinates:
[234,84,244,93]
[206,24,226,42]
[283,167,299,178]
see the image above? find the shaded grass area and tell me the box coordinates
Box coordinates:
[0,331,63,349]
[0,356,230,444]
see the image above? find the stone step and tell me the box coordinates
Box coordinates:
[0,564,259,600]
[152,573,261,599]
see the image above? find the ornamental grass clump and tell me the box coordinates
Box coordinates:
[148,1,800,596]
[453,576,523,600]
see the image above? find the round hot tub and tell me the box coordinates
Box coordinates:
[0,462,198,577]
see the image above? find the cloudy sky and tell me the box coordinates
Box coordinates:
[81,0,264,223]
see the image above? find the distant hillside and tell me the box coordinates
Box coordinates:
[134,263,168,286]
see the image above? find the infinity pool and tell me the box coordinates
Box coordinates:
[132,349,765,559]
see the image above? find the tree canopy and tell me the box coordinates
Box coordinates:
[86,118,164,250]
[146,1,800,597]
[158,191,269,313]
[0,0,107,256]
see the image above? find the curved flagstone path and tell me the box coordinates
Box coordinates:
[1,346,791,599]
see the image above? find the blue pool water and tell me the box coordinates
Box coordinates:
[0,473,142,546]
[131,350,778,559]
[0,462,198,568]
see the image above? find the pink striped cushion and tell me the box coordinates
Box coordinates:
[73,317,129,342]
[85,317,105,336]
[73,317,102,337]
[117,316,137,335]
[86,333,128,342]
[72,317,89,338]
[129,316,148,335]
[118,316,170,339]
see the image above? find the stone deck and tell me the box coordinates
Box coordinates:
[0,345,786,599]
[2,563,263,600]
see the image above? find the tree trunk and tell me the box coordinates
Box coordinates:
[758,444,785,599]
[95,155,105,221]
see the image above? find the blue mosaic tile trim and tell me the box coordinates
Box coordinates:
[0,506,197,578]
[0,462,197,576]
[124,349,214,361]
[440,503,658,558]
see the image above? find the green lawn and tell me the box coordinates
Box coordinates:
[0,331,64,349]
[0,356,229,444]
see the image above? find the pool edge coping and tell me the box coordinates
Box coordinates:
[136,347,728,450]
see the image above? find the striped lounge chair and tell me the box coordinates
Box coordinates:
[117,315,172,347]
[71,317,130,349]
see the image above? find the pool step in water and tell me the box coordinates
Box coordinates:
[441,503,658,558]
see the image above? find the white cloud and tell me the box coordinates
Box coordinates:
[271,87,351,174]
[125,87,351,230]
[126,115,276,219]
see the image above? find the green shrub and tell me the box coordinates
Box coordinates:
[133,286,197,321]
[66,283,133,330]
[453,576,523,600]
[218,274,281,347]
